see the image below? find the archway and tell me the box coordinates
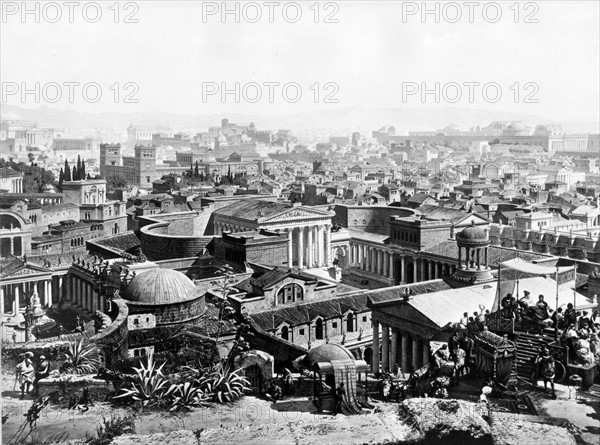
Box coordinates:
[315,318,324,340]
[234,350,274,393]
[346,313,355,332]
[281,325,289,341]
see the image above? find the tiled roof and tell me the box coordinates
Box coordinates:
[214,200,290,219]
[422,240,552,264]
[93,232,141,254]
[250,293,371,330]
[362,280,452,305]
[0,167,22,178]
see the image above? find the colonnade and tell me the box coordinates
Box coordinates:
[349,243,394,279]
[214,221,332,270]
[69,274,102,313]
[372,320,429,373]
[1,276,60,315]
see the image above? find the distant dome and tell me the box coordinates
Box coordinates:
[457,222,489,245]
[123,268,197,305]
[301,344,355,368]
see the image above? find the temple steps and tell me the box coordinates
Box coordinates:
[514,330,556,381]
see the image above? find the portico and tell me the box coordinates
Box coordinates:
[213,200,336,270]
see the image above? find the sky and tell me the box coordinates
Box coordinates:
[1,1,599,123]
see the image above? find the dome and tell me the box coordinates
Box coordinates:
[457,221,488,243]
[301,344,355,368]
[123,268,197,305]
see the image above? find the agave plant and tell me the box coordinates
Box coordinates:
[169,381,210,411]
[113,354,171,407]
[198,361,249,404]
[63,339,99,374]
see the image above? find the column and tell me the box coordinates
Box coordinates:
[477,249,481,269]
[422,340,429,366]
[412,338,420,370]
[324,225,332,267]
[400,256,405,282]
[297,227,304,269]
[0,286,4,314]
[15,284,20,312]
[389,253,394,279]
[401,334,409,372]
[458,246,462,269]
[420,260,426,281]
[427,260,432,280]
[485,248,488,268]
[375,250,381,274]
[287,229,293,268]
[391,329,399,369]
[412,259,417,283]
[307,225,313,268]
[381,324,390,372]
[316,225,323,266]
[372,321,380,373]
[44,280,50,307]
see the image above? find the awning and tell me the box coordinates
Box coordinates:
[500,259,572,276]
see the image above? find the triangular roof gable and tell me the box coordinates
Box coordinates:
[453,212,490,227]
[0,261,53,279]
[259,206,334,224]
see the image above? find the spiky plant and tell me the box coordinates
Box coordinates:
[197,361,249,404]
[169,381,210,411]
[63,339,99,374]
[113,354,171,407]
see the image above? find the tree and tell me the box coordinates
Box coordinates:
[80,159,86,180]
[64,160,72,181]
[58,168,64,189]
[76,155,82,180]
[72,165,77,181]
[194,161,199,177]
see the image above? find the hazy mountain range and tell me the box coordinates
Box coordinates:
[2,105,598,136]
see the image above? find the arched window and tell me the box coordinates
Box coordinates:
[315,319,324,340]
[281,326,289,341]
[277,284,303,304]
[346,313,355,333]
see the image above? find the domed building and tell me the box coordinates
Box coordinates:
[122,267,206,328]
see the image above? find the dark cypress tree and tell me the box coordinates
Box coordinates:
[227,165,232,182]
[76,155,82,180]
[64,160,72,181]
[58,168,64,188]
[195,161,199,177]
[72,165,77,181]
[81,159,86,180]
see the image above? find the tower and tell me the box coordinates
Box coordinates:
[134,145,158,187]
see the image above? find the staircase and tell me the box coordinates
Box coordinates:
[513,330,555,382]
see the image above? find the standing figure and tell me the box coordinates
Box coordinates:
[16,353,35,399]
[536,349,557,398]
[335,382,346,415]
[32,355,50,397]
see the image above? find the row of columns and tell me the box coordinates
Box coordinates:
[457,246,489,270]
[1,277,59,315]
[287,225,331,270]
[349,244,394,279]
[70,275,101,313]
[416,258,457,282]
[372,320,429,374]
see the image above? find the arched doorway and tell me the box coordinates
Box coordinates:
[245,364,263,392]
[315,319,324,340]
[346,313,354,332]
[281,326,289,341]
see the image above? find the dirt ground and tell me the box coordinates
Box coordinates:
[2,370,596,445]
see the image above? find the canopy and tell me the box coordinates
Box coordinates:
[500,259,572,276]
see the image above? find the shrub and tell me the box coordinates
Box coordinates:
[87,414,135,445]
[197,361,249,404]
[169,381,210,412]
[113,354,171,407]
[62,339,99,374]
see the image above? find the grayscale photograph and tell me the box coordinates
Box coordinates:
[1,1,599,444]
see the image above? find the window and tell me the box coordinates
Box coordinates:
[133,318,139,325]
[281,326,289,341]
[299,328,305,336]
[277,284,303,304]
[146,176,151,183]
[362,316,367,322]
[315,319,324,340]
[346,313,355,332]
[332,322,337,329]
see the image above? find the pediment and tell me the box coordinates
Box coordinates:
[1,263,53,279]
[261,207,333,223]
[454,213,490,226]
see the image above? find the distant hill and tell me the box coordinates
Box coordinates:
[1,104,598,136]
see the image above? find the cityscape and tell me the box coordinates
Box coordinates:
[1,2,599,445]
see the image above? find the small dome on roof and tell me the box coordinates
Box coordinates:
[123,268,197,305]
[457,221,488,243]
[301,344,355,368]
